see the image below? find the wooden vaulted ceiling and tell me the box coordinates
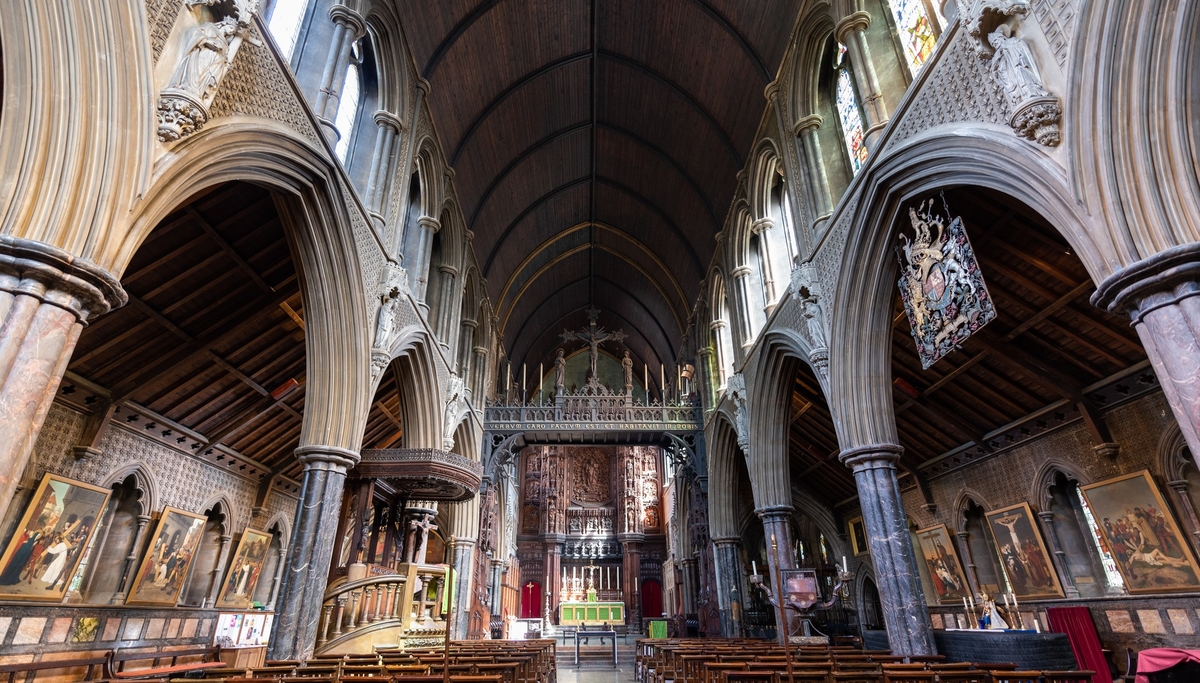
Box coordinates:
[396,0,801,370]
[62,182,312,485]
[787,187,1150,511]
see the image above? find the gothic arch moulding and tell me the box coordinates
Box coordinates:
[826,129,1101,450]
[1028,458,1092,512]
[99,464,159,518]
[1158,422,1191,482]
[951,488,994,533]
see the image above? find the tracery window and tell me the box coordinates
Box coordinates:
[266,0,308,60]
[889,0,939,75]
[334,63,361,162]
[834,52,868,175]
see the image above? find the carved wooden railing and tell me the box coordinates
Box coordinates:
[484,395,701,431]
[316,563,450,650]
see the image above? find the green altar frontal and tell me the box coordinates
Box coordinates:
[559,601,625,626]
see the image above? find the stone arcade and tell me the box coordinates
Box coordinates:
[1,0,1199,678]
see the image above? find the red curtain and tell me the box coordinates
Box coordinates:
[1047,606,1113,683]
[520,581,542,619]
[641,579,663,619]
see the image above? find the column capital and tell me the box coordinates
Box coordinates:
[731,265,753,279]
[839,443,903,470]
[755,505,794,524]
[461,318,478,329]
[710,536,741,547]
[418,216,441,232]
[438,264,459,277]
[751,218,774,235]
[473,345,489,356]
[1091,243,1200,322]
[709,319,728,331]
[955,530,969,540]
[1169,479,1191,493]
[1037,510,1055,522]
[295,445,360,471]
[328,5,367,39]
[763,80,780,103]
[0,236,126,324]
[835,11,872,43]
[793,114,823,136]
[618,532,645,544]
[416,78,432,96]
[373,110,404,133]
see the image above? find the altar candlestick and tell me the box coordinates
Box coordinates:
[677,365,681,398]
[660,365,665,399]
[644,365,648,395]
[843,555,848,573]
[538,363,543,401]
[1010,592,1018,608]
[751,560,757,576]
[522,364,526,395]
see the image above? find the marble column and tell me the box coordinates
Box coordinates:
[412,216,441,310]
[752,218,780,311]
[457,319,477,377]
[204,533,233,607]
[954,530,981,598]
[267,545,288,610]
[679,557,698,614]
[451,537,476,638]
[472,346,489,400]
[269,446,358,660]
[756,505,797,645]
[545,535,563,620]
[835,11,889,147]
[1168,480,1200,552]
[0,237,125,523]
[489,559,504,614]
[794,115,834,227]
[620,533,644,628]
[364,111,404,225]
[1093,246,1200,465]
[435,264,458,341]
[112,514,151,604]
[1037,510,1080,598]
[313,5,366,145]
[731,265,755,352]
[840,444,935,655]
[711,536,744,638]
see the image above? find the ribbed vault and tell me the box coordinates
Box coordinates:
[397,0,801,370]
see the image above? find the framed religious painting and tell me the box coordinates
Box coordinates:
[984,502,1064,598]
[1080,470,1200,593]
[0,473,110,601]
[914,524,971,604]
[848,516,869,556]
[126,507,207,606]
[215,527,272,609]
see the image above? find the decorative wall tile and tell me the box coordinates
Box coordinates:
[182,618,198,638]
[12,617,46,645]
[121,618,143,641]
[47,617,72,643]
[0,617,10,642]
[1168,608,1194,634]
[145,618,166,640]
[1138,609,1166,634]
[166,618,181,639]
[102,618,121,642]
[1107,610,1135,633]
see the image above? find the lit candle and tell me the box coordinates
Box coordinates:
[661,365,666,398]
[963,597,969,612]
[539,363,544,400]
[752,560,757,577]
[968,595,975,609]
[677,365,682,397]
[522,364,526,395]
[1034,617,1041,633]
[1010,592,1018,609]
[842,555,848,573]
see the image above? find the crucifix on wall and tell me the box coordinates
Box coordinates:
[561,307,627,383]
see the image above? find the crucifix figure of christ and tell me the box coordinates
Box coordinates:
[405,513,437,564]
[561,307,627,381]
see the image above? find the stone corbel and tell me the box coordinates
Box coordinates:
[157,0,260,143]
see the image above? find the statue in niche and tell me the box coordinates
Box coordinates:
[645,505,660,529]
[554,349,566,394]
[443,374,465,450]
[169,16,239,101]
[622,350,633,391]
[569,516,582,534]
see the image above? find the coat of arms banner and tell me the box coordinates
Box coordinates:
[897,200,996,368]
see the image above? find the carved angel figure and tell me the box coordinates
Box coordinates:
[988,24,1049,107]
[554,348,566,392]
[622,350,633,390]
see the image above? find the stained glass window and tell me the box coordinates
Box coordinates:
[267,0,308,60]
[334,64,361,162]
[890,0,938,75]
[1076,485,1126,589]
[835,67,868,175]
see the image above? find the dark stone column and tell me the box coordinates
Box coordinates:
[756,505,796,644]
[1093,247,1200,460]
[1037,510,1080,599]
[620,532,644,628]
[1168,480,1200,553]
[711,536,744,638]
[450,537,476,638]
[544,535,563,622]
[269,446,358,660]
[679,557,698,614]
[955,530,981,598]
[840,444,936,656]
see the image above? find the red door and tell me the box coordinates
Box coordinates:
[641,579,663,619]
[520,581,542,619]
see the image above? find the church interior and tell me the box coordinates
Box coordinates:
[1,0,1199,681]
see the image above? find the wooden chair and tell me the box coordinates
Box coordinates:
[772,672,832,683]
[987,673,1041,683]
[932,672,991,683]
[882,672,938,683]
[725,671,778,683]
[705,662,750,683]
[831,672,885,683]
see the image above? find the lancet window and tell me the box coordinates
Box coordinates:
[888,0,939,75]
[834,50,868,175]
[266,0,308,60]
[335,62,362,161]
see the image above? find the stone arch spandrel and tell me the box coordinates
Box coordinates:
[121,122,374,453]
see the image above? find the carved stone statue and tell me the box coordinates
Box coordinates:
[157,1,257,142]
[791,264,829,380]
[727,373,749,454]
[554,348,566,394]
[443,375,466,449]
[980,15,1060,145]
[622,350,633,391]
[561,307,626,382]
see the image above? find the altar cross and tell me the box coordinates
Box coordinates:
[561,308,627,380]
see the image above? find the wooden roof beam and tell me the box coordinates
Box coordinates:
[187,206,274,293]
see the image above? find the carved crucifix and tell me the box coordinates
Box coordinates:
[560,307,627,381]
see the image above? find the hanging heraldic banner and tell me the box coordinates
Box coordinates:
[897,200,996,368]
